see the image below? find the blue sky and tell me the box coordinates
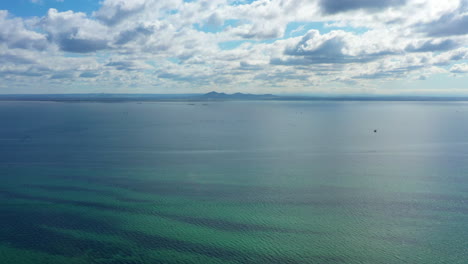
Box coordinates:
[0,0,100,17]
[0,0,467,94]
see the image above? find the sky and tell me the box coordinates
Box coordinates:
[0,0,468,95]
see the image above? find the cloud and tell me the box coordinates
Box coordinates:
[94,0,184,26]
[206,12,224,27]
[412,1,468,37]
[353,64,425,80]
[105,59,152,71]
[0,70,43,77]
[285,30,348,57]
[318,0,408,14]
[405,39,460,52]
[239,61,265,71]
[105,61,137,71]
[1,0,468,94]
[0,52,36,65]
[253,70,309,83]
[40,9,110,53]
[0,64,50,77]
[94,0,148,26]
[424,14,468,37]
[50,72,75,79]
[273,30,396,65]
[79,72,100,78]
[156,70,214,85]
[450,63,468,73]
[226,22,286,39]
[0,11,48,51]
[115,24,156,45]
[60,38,108,53]
[433,48,468,65]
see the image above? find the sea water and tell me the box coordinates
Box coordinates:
[1,101,467,263]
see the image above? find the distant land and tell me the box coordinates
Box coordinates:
[1,92,468,102]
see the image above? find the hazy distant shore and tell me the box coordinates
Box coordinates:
[1,92,468,102]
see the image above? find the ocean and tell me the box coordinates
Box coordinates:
[1,101,467,263]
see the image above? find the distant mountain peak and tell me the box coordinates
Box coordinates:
[203,91,228,97]
[201,91,276,100]
[203,91,252,96]
[205,91,225,95]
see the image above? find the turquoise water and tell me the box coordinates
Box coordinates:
[1,101,468,263]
